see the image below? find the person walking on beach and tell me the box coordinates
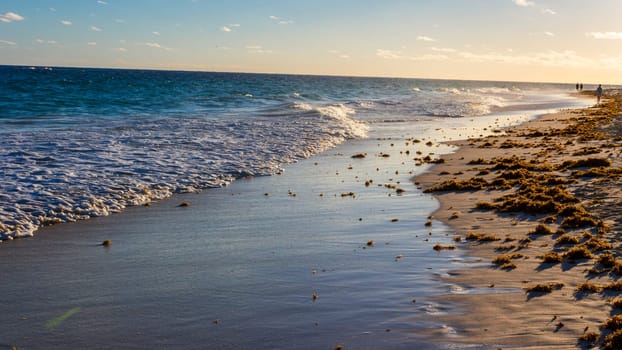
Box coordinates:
[596,84,603,105]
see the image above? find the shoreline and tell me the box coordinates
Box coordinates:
[0,91,600,349]
[415,90,622,348]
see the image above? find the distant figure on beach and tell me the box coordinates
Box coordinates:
[580,83,583,91]
[576,83,579,91]
[596,84,603,104]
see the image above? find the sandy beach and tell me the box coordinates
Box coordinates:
[1,90,614,350]
[416,90,622,349]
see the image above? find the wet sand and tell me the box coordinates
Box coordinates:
[0,118,485,350]
[416,91,622,349]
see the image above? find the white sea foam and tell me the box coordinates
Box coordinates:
[0,108,368,240]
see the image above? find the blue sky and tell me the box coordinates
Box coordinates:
[1,0,622,83]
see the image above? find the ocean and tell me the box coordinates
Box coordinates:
[0,65,587,240]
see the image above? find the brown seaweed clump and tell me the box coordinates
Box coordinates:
[465,232,501,242]
[524,282,564,293]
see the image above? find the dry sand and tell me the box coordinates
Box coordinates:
[415,91,622,349]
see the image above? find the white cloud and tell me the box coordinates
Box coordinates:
[377,48,448,61]
[35,39,58,45]
[587,32,622,40]
[153,31,160,35]
[0,39,16,46]
[115,19,125,23]
[145,42,173,51]
[50,8,57,12]
[513,0,535,7]
[246,45,272,54]
[269,15,294,25]
[87,42,97,46]
[90,26,102,32]
[97,0,108,5]
[410,54,449,61]
[458,50,594,68]
[327,49,350,59]
[61,20,72,26]
[544,31,555,37]
[221,23,240,33]
[117,47,127,52]
[416,36,436,42]
[0,12,25,23]
[376,49,403,59]
[543,8,556,15]
[430,47,456,53]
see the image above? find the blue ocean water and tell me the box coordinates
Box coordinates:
[0,65,587,239]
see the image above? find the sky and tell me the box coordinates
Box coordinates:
[1,0,622,84]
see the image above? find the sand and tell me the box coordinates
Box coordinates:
[415,91,622,349]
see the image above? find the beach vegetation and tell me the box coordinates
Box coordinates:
[422,155,444,164]
[604,280,622,292]
[578,331,600,346]
[572,167,622,178]
[555,234,580,246]
[611,297,622,309]
[529,224,556,236]
[611,261,622,275]
[465,232,500,242]
[433,244,456,251]
[524,282,564,293]
[603,315,622,331]
[603,329,622,350]
[423,178,488,192]
[492,253,523,268]
[560,213,600,229]
[558,157,611,170]
[572,147,601,156]
[582,237,612,252]
[563,246,593,261]
[467,158,489,165]
[597,253,616,269]
[575,282,602,293]
[496,244,518,252]
[540,252,562,263]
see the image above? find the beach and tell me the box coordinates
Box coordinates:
[0,99,580,349]
[416,90,622,349]
[0,70,610,350]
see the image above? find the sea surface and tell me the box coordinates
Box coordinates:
[0,65,589,240]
